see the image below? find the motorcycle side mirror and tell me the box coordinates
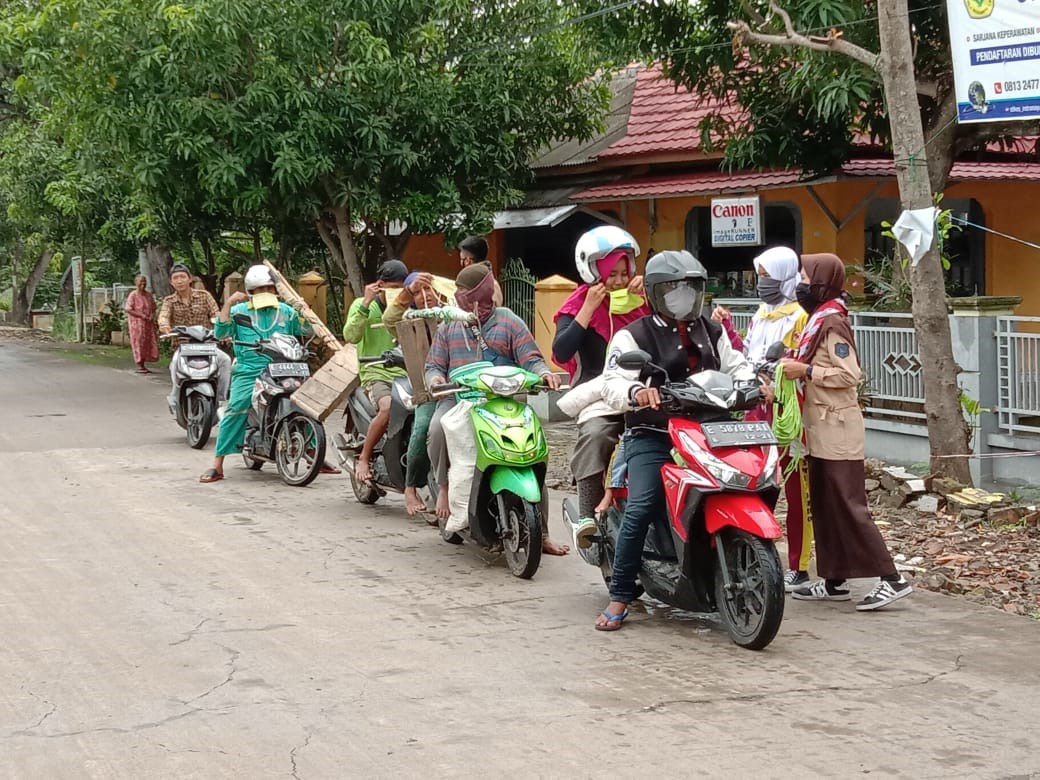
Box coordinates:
[765,341,786,361]
[233,313,252,328]
[617,350,651,371]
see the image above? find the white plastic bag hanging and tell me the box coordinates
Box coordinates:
[891,207,938,266]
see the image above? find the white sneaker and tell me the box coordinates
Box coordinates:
[792,579,851,601]
[572,517,597,550]
[856,577,912,611]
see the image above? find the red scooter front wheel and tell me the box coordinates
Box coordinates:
[714,528,785,650]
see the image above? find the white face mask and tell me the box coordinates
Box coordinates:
[662,285,703,320]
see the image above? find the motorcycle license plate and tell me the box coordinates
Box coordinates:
[700,421,777,448]
[269,362,310,378]
[179,343,215,355]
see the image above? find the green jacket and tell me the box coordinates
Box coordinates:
[343,297,406,385]
[214,301,308,379]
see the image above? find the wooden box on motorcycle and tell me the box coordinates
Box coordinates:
[393,318,438,405]
[289,344,360,422]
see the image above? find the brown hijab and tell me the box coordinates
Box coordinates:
[799,253,857,363]
[802,253,846,301]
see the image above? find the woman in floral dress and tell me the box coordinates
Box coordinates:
[124,275,159,373]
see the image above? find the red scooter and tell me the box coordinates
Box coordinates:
[565,347,785,650]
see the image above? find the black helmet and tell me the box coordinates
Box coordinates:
[644,250,708,322]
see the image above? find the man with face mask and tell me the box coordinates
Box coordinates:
[424,263,569,556]
[199,265,309,483]
[594,250,756,630]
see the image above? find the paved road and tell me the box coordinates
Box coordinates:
[2,339,1039,779]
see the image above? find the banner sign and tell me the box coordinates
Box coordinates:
[710,196,763,247]
[947,0,1040,123]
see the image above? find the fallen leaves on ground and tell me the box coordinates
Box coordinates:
[875,502,1040,619]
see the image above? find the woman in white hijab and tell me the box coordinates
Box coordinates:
[713,246,812,590]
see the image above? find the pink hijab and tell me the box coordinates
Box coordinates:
[554,250,650,380]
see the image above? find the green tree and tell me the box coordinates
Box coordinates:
[6,0,610,294]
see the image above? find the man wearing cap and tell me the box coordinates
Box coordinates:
[158,263,231,409]
[343,259,409,483]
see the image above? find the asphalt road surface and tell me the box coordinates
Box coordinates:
[2,339,1039,779]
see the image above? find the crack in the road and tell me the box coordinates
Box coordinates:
[183,644,241,705]
[636,656,966,713]
[917,653,964,685]
[289,730,314,779]
[169,618,211,646]
[9,691,57,737]
[443,595,546,611]
[7,646,243,740]
[322,542,346,572]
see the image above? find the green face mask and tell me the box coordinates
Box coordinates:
[609,288,643,315]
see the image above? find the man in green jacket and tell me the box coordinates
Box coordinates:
[343,260,408,483]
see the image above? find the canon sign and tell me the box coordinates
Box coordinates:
[710,196,764,247]
[711,202,757,219]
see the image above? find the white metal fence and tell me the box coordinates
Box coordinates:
[850,311,925,420]
[997,316,1040,435]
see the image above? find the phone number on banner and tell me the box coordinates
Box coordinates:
[999,79,1040,94]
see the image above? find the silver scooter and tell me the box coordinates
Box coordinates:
[162,324,225,449]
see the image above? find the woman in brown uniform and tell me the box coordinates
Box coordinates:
[780,253,912,611]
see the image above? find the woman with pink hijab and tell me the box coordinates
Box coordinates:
[553,226,650,539]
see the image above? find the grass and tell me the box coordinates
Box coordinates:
[48,342,171,371]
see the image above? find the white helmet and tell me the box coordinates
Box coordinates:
[574,225,640,285]
[244,264,275,293]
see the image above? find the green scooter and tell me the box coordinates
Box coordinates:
[432,361,551,579]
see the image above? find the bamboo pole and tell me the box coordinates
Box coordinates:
[262,259,341,359]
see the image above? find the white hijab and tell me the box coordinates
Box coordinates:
[744,246,803,363]
[752,246,801,305]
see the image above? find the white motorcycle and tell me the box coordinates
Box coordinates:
[162,325,226,449]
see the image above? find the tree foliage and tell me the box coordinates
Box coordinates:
[4,0,611,292]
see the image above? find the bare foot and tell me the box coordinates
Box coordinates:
[435,486,450,519]
[542,537,570,556]
[594,600,629,631]
[594,488,613,514]
[355,454,372,483]
[404,487,429,517]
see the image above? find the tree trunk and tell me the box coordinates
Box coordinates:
[878,0,972,484]
[139,244,174,298]
[10,248,55,326]
[315,207,365,295]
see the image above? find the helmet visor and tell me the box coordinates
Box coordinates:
[654,279,705,321]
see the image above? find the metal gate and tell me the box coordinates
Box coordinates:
[501,257,537,329]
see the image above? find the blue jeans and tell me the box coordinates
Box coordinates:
[609,432,673,603]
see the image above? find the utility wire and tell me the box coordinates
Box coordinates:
[949,216,1040,253]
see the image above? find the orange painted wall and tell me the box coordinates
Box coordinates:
[400,232,505,281]
[400,177,1040,315]
[946,180,1040,316]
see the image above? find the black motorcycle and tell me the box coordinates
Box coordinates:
[333,348,430,504]
[161,324,225,449]
[233,314,326,487]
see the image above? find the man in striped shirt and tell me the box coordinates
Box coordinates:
[424,263,569,556]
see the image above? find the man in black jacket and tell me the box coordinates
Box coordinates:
[594,250,756,631]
